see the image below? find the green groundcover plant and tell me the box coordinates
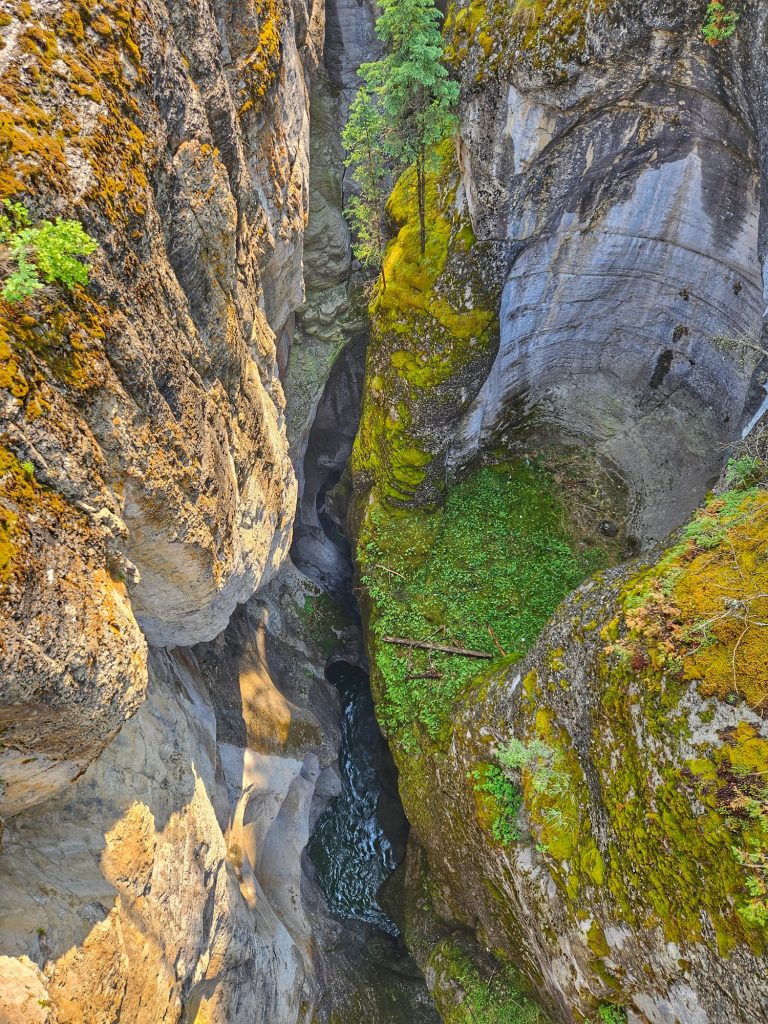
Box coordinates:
[0,199,97,303]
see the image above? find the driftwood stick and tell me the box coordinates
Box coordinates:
[381,636,493,660]
[487,626,507,658]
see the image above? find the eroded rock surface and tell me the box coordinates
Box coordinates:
[352,2,768,1022]
[448,0,766,542]
[0,572,352,1024]
[0,0,319,814]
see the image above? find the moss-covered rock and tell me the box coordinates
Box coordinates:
[359,457,768,1022]
[350,140,507,509]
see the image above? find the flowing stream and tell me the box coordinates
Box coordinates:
[308,661,401,935]
[290,334,409,942]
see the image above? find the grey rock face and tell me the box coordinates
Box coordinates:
[451,6,766,543]
[283,0,378,462]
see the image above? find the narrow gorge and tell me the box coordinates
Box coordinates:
[1,0,768,1023]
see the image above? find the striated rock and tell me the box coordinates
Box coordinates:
[283,0,377,460]
[351,2,768,1022]
[447,0,766,542]
[0,957,50,1024]
[0,575,350,1023]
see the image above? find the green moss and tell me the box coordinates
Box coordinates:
[586,920,610,958]
[427,937,549,1024]
[588,486,768,953]
[350,141,501,506]
[371,142,493,373]
[297,590,349,657]
[359,459,611,747]
[444,0,612,82]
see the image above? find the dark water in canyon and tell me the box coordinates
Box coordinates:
[308,661,400,935]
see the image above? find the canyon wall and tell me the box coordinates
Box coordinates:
[3,0,768,1022]
[0,0,323,816]
[0,0,405,1020]
[352,1,768,1022]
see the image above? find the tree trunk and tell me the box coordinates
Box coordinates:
[417,151,426,255]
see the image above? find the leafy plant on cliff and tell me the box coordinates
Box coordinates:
[725,454,764,490]
[701,1,739,45]
[357,0,459,253]
[597,1006,627,1024]
[473,764,524,845]
[495,737,572,848]
[430,940,546,1023]
[0,200,97,303]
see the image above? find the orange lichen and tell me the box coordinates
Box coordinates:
[675,492,768,711]
[236,0,285,115]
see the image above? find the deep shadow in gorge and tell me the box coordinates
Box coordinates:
[290,337,440,1022]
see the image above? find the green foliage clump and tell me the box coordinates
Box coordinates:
[473,765,524,845]
[597,1007,627,1024]
[496,737,572,848]
[725,455,764,490]
[351,0,459,256]
[680,484,760,551]
[429,940,546,1024]
[0,199,97,303]
[498,738,569,800]
[713,755,768,929]
[701,1,739,45]
[360,460,608,744]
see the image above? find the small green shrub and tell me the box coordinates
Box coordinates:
[497,738,570,801]
[725,455,763,490]
[597,1007,627,1024]
[495,737,572,850]
[701,1,739,45]
[431,941,545,1024]
[0,199,97,302]
[473,765,524,845]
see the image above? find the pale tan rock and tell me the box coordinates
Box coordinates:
[0,956,51,1024]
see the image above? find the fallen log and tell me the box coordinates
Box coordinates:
[381,636,493,660]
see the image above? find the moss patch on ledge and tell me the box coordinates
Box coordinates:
[359,458,613,749]
[350,141,502,507]
[370,141,494,373]
[586,481,768,954]
[444,0,612,81]
[428,935,548,1024]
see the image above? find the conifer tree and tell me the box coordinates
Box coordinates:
[341,86,391,282]
[344,0,458,262]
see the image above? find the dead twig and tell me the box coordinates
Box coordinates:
[381,637,493,660]
[487,626,507,658]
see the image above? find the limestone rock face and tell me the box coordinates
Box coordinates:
[0,579,349,1024]
[282,0,377,459]
[448,0,767,542]
[0,0,321,814]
